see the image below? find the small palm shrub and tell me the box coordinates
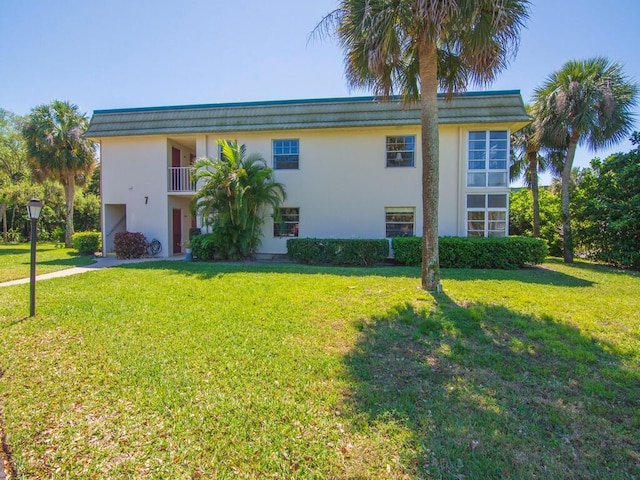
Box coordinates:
[191,233,217,261]
[191,140,286,260]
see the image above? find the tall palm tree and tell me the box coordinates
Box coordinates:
[510,105,560,237]
[22,101,96,247]
[533,57,638,262]
[314,0,530,291]
[192,140,286,259]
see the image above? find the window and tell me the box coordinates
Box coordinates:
[385,207,415,237]
[386,136,415,167]
[273,139,299,169]
[466,194,507,237]
[274,208,299,237]
[467,131,508,187]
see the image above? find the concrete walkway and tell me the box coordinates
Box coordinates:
[0,255,185,287]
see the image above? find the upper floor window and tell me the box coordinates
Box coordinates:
[273,139,299,169]
[274,207,299,237]
[385,207,415,237]
[386,136,415,167]
[467,131,508,187]
[466,193,507,237]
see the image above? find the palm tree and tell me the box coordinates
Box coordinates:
[191,140,286,259]
[510,105,560,237]
[314,0,530,291]
[533,57,638,262]
[22,101,96,247]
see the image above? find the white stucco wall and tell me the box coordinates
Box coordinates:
[101,136,171,256]
[100,123,513,257]
[198,126,466,255]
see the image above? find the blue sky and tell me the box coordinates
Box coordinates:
[1,0,639,181]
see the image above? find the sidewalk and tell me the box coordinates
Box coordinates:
[0,255,185,288]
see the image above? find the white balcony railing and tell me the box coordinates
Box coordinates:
[168,166,196,192]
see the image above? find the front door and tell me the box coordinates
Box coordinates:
[172,208,182,254]
[171,147,181,190]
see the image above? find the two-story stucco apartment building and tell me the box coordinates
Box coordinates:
[85,91,530,258]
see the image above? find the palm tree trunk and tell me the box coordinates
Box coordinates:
[561,133,579,263]
[64,174,76,248]
[419,39,441,292]
[529,151,540,238]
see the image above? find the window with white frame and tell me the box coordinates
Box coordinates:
[467,131,508,187]
[385,207,415,237]
[386,136,415,167]
[466,194,508,237]
[273,139,299,169]
[274,207,299,237]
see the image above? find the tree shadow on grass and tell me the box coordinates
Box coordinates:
[341,295,638,479]
[115,260,595,286]
[445,265,594,287]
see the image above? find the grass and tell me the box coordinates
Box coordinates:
[0,259,638,478]
[0,243,95,283]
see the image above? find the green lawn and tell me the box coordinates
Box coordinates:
[0,243,95,283]
[0,260,638,479]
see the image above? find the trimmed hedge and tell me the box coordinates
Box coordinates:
[191,233,217,261]
[114,231,149,259]
[392,236,548,268]
[287,238,389,266]
[72,231,101,255]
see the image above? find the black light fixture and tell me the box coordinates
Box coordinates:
[26,198,43,317]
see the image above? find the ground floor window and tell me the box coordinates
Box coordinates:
[274,207,299,237]
[466,194,507,237]
[385,207,415,237]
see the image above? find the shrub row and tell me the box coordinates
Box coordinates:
[191,233,217,260]
[71,231,101,255]
[287,238,389,266]
[114,231,148,259]
[392,236,548,268]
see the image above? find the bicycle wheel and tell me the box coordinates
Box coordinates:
[148,239,162,256]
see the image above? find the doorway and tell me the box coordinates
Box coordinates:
[172,208,182,254]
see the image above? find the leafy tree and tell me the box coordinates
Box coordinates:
[314,0,530,290]
[191,140,286,260]
[510,105,561,237]
[0,109,30,241]
[86,162,100,195]
[0,109,29,185]
[533,57,638,263]
[572,133,640,268]
[22,100,96,247]
[509,187,562,256]
[73,189,101,232]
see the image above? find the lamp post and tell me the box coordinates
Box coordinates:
[26,198,43,317]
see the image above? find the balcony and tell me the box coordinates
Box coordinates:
[168,166,196,193]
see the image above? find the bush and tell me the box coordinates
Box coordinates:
[191,233,217,261]
[189,227,202,241]
[392,236,548,268]
[287,238,389,266]
[72,231,101,255]
[114,231,148,259]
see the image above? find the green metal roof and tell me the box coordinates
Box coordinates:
[85,91,530,138]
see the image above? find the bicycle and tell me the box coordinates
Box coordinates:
[147,238,162,256]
